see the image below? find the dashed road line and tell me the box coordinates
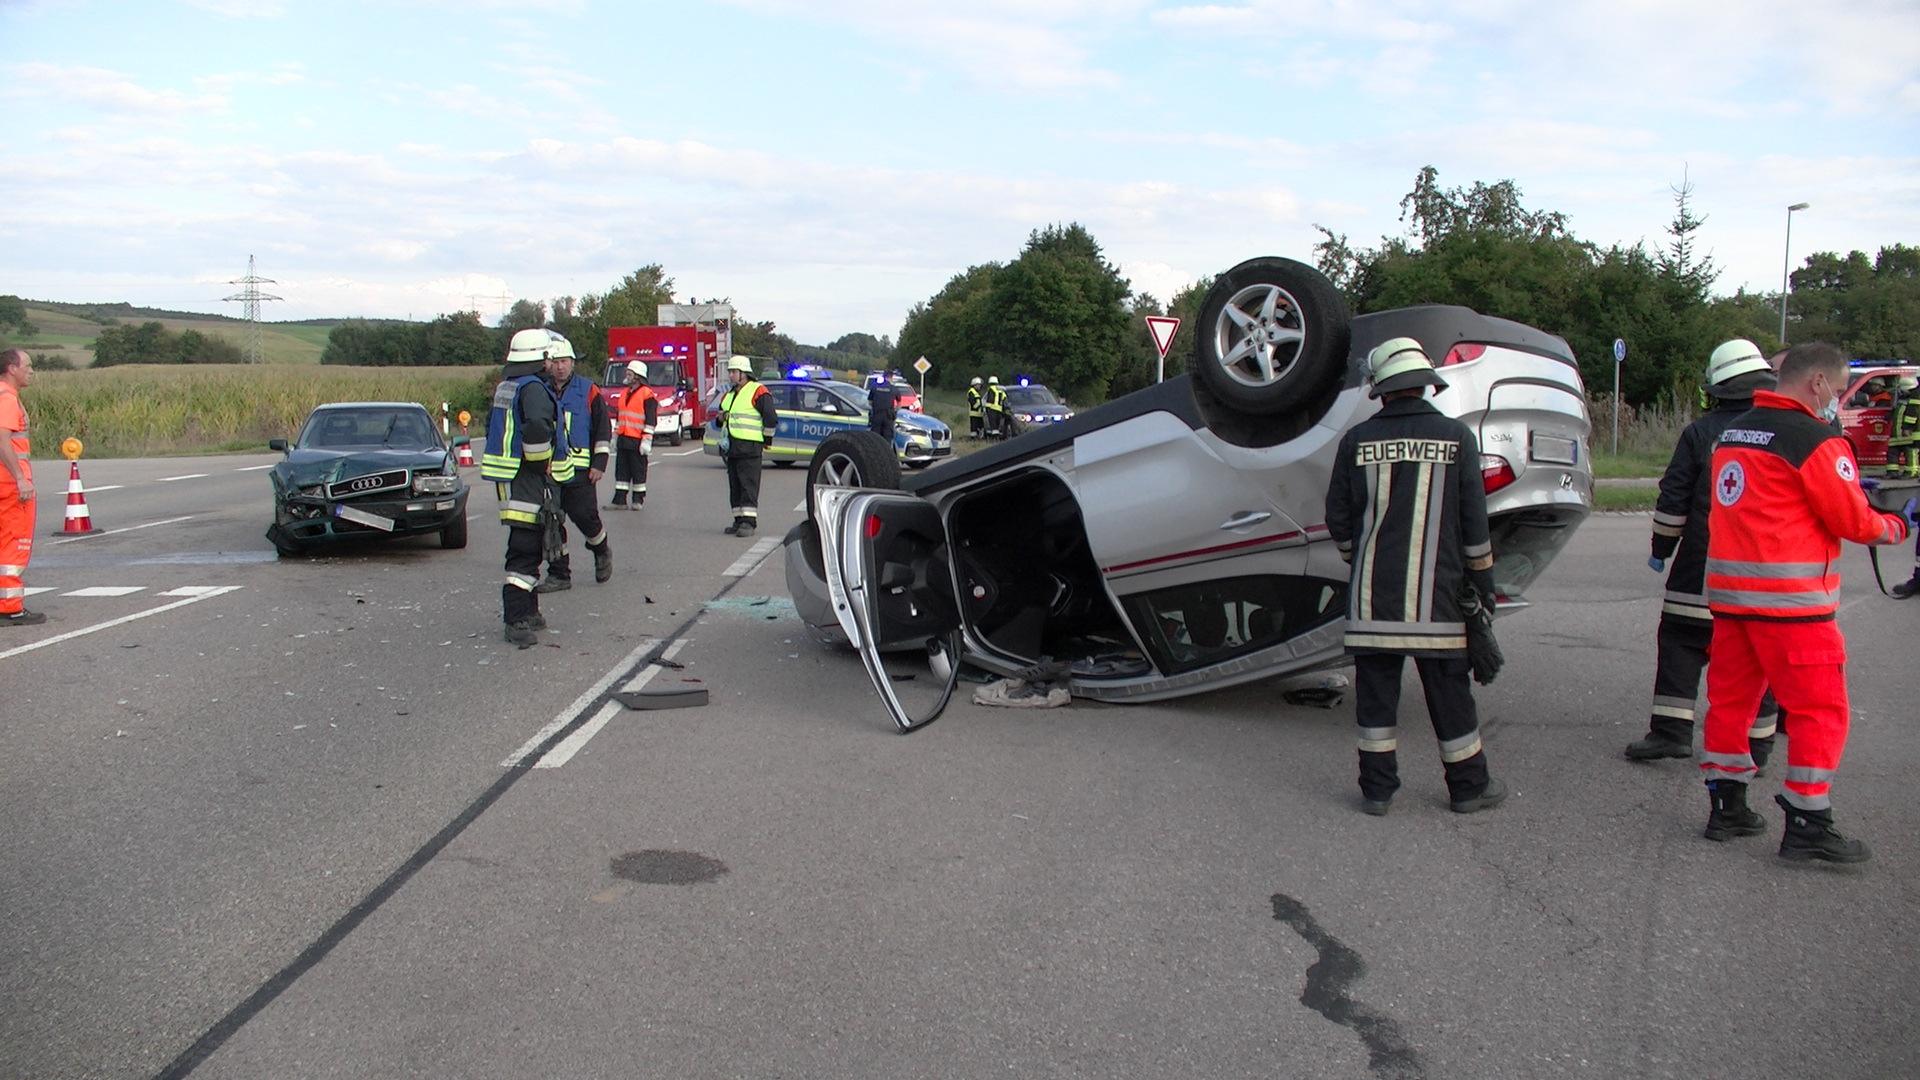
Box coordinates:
[52,515,196,544]
[155,473,210,483]
[83,484,125,494]
[0,586,243,662]
[664,448,705,457]
[500,636,662,767]
[161,586,231,596]
[62,586,145,597]
[234,464,276,472]
[723,536,781,577]
[535,638,692,769]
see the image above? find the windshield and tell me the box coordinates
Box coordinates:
[644,360,680,387]
[298,408,439,450]
[1005,386,1059,407]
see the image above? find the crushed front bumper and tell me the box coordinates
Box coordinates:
[268,489,468,549]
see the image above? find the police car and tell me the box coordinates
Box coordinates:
[703,378,952,468]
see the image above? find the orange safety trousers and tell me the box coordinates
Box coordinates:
[0,493,33,615]
[1700,617,1849,811]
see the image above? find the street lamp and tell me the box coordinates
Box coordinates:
[1780,202,1810,345]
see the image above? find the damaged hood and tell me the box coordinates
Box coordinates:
[275,447,453,489]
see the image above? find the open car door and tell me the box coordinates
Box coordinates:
[814,487,964,733]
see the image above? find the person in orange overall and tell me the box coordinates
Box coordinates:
[0,348,43,627]
[1697,342,1912,863]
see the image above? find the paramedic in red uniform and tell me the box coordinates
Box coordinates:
[1697,342,1910,863]
[0,348,41,626]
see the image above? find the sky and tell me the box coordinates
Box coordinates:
[3,0,1917,347]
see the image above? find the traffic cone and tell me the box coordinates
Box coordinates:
[63,459,99,535]
[456,426,476,468]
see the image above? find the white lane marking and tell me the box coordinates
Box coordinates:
[155,473,209,483]
[723,536,781,577]
[62,586,145,597]
[24,587,54,597]
[83,484,125,493]
[0,586,243,662]
[161,586,227,597]
[534,638,694,769]
[793,499,805,513]
[234,464,276,472]
[664,448,704,457]
[501,636,661,767]
[52,515,196,544]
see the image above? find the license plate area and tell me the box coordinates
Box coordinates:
[1531,434,1578,465]
[333,503,396,531]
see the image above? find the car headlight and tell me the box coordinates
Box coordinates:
[1015,413,1033,422]
[298,484,323,498]
[413,474,460,494]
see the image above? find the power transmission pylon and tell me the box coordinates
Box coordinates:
[222,255,283,363]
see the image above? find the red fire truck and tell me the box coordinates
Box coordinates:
[602,325,719,446]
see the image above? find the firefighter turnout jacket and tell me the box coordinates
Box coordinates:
[1651,394,1758,623]
[552,376,611,485]
[966,384,983,421]
[1326,396,1495,657]
[482,371,558,526]
[1706,389,1909,621]
[720,379,777,449]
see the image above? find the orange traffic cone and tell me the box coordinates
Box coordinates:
[63,459,99,535]
[456,435,475,468]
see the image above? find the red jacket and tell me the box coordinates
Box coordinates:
[1706,389,1907,621]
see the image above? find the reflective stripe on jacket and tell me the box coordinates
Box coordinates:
[966,386,982,418]
[481,374,556,481]
[618,385,658,439]
[1706,389,1909,622]
[722,381,771,444]
[1650,396,1757,624]
[1325,396,1494,658]
[550,376,594,483]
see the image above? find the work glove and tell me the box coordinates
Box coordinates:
[640,436,653,455]
[1458,585,1503,686]
[1648,556,1666,573]
[1904,496,1919,527]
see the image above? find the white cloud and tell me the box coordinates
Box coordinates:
[6,62,226,115]
[182,0,288,17]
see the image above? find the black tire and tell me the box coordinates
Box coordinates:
[667,425,683,447]
[1194,256,1350,417]
[771,459,797,469]
[805,430,901,522]
[440,512,469,550]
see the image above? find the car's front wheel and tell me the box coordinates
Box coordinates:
[440,511,469,550]
[805,431,901,522]
[1194,256,1349,418]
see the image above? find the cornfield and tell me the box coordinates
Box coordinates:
[24,365,501,458]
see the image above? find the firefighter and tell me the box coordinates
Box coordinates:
[984,375,1008,439]
[718,356,778,537]
[609,363,656,510]
[482,329,563,646]
[1627,340,1782,766]
[0,348,42,627]
[1697,342,1911,863]
[533,339,613,591]
[1325,337,1506,816]
[966,376,984,439]
[867,369,898,445]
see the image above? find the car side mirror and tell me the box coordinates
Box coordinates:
[679,378,691,392]
[268,438,288,453]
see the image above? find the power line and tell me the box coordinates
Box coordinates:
[221,255,283,363]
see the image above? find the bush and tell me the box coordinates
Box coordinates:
[31,353,74,371]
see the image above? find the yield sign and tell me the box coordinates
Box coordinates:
[1145,316,1181,360]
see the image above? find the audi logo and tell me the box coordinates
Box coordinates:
[348,476,384,492]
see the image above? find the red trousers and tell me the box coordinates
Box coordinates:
[1700,617,1850,810]
[0,492,33,615]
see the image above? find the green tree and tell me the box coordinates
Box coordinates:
[827,331,887,357]
[894,263,1000,389]
[422,311,496,366]
[0,295,36,338]
[1789,246,1920,358]
[983,224,1134,401]
[599,265,677,329]
[499,300,547,334]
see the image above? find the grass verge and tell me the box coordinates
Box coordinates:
[1593,486,1657,512]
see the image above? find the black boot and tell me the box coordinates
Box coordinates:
[723,518,742,535]
[1703,780,1766,841]
[1625,733,1692,761]
[1775,794,1871,863]
[593,544,613,583]
[533,575,571,594]
[736,519,756,538]
[1892,573,1920,600]
[504,620,538,647]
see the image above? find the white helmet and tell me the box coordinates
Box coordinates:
[726,356,753,374]
[507,327,574,363]
[987,375,999,384]
[969,376,982,386]
[1364,336,1446,399]
[1705,339,1769,387]
[1897,375,1919,393]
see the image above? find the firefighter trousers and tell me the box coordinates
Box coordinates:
[1700,618,1850,811]
[502,524,543,625]
[546,479,608,581]
[1353,653,1491,802]
[726,445,764,525]
[0,492,33,616]
[1647,615,1779,761]
[611,435,648,504]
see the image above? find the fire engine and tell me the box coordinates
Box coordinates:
[602,325,717,446]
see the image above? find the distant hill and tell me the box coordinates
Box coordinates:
[3,301,361,366]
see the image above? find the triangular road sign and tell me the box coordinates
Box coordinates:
[1145,316,1181,360]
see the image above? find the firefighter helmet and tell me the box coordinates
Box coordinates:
[987,375,999,384]
[507,327,574,363]
[1364,336,1447,399]
[970,376,982,386]
[726,356,753,374]
[1705,339,1773,399]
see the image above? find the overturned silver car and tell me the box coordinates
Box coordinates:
[785,257,1594,731]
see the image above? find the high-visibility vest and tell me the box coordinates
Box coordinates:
[721,381,769,444]
[966,386,982,418]
[618,384,656,439]
[0,383,28,490]
[551,377,595,483]
[1892,397,1920,443]
[986,385,1008,412]
[481,374,554,482]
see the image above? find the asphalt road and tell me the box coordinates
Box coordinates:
[3,448,1917,1079]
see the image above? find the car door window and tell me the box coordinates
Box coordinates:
[1120,575,1345,676]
